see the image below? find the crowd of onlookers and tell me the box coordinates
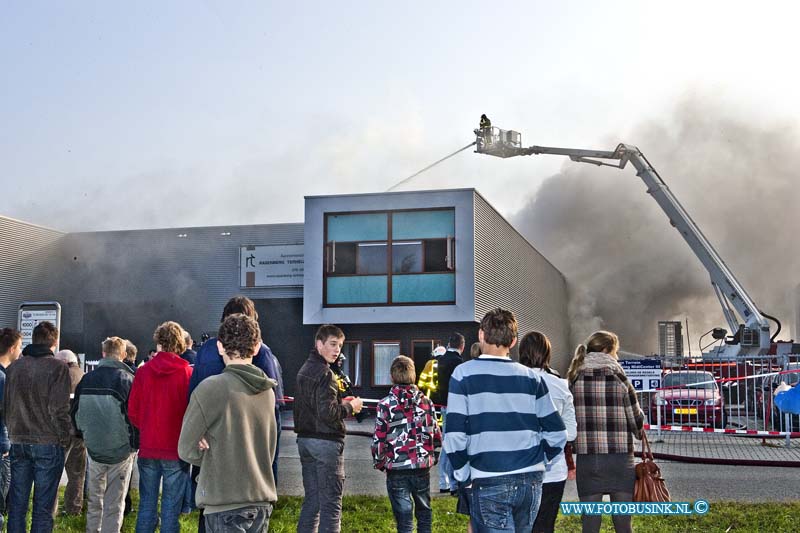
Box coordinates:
[0,297,647,533]
[0,296,282,533]
[300,308,644,533]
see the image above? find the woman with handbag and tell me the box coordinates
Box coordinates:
[519,331,577,533]
[568,331,644,533]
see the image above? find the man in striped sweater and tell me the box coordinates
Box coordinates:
[444,308,567,532]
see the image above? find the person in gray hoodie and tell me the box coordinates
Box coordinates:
[178,313,277,533]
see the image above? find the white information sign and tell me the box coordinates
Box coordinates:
[240,245,304,288]
[619,359,662,392]
[18,302,61,350]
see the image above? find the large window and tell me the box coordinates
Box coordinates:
[324,209,455,306]
[340,342,362,387]
[372,341,401,386]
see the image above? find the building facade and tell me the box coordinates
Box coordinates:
[0,189,570,397]
[658,320,684,358]
[0,216,64,328]
[303,189,570,395]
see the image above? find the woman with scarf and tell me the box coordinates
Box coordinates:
[568,331,644,533]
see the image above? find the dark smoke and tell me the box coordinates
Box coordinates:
[512,96,800,354]
[41,231,212,357]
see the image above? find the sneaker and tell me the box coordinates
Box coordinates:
[439,488,450,494]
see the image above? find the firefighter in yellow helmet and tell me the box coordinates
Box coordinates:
[418,345,447,399]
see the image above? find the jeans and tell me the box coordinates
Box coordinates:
[437,408,456,491]
[7,443,65,533]
[204,504,272,533]
[532,480,566,533]
[0,455,10,530]
[135,458,188,533]
[386,469,432,533]
[296,438,345,533]
[272,410,281,484]
[470,471,543,533]
[182,466,194,514]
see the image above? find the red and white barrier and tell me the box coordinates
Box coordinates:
[643,423,800,438]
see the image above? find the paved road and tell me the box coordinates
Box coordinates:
[653,460,800,503]
[277,431,800,503]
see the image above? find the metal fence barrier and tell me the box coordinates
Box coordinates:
[637,354,800,447]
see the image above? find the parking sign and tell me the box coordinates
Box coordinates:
[619,359,662,391]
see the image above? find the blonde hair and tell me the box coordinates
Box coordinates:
[124,340,137,361]
[390,355,416,385]
[567,330,620,382]
[101,337,126,360]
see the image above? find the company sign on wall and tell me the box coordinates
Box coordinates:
[240,245,304,287]
[18,302,61,350]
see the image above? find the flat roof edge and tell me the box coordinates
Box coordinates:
[305,187,476,200]
[66,220,305,236]
[0,214,65,234]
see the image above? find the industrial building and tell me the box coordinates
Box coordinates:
[0,188,570,397]
[658,321,684,358]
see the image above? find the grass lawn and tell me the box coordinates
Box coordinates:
[46,492,800,532]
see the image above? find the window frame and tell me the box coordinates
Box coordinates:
[391,240,424,274]
[410,339,441,368]
[323,207,456,307]
[371,340,401,387]
[340,341,363,388]
[411,339,440,353]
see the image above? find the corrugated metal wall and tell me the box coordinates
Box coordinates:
[472,193,571,372]
[0,216,65,328]
[45,223,303,357]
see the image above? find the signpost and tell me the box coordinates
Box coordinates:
[18,301,61,351]
[620,358,663,438]
[619,358,662,392]
[240,245,304,288]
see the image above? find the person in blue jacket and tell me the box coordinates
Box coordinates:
[774,379,800,414]
[187,296,284,533]
[0,329,23,530]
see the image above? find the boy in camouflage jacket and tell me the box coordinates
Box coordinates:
[372,356,442,533]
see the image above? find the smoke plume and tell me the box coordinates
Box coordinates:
[512,96,800,354]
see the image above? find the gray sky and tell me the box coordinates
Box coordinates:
[3,1,799,231]
[2,1,799,348]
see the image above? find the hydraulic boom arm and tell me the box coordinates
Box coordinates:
[475,128,771,356]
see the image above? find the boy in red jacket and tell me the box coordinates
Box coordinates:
[128,321,193,533]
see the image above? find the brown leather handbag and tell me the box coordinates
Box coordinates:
[634,432,671,502]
